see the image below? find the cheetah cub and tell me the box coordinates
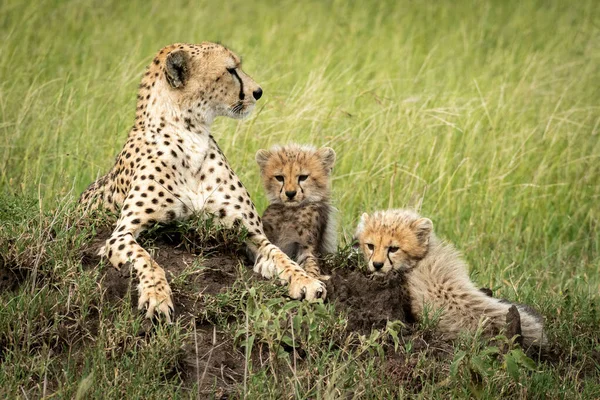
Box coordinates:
[355,209,546,347]
[255,144,337,279]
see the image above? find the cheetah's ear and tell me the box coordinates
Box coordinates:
[317,147,336,172]
[360,212,369,223]
[165,50,189,89]
[255,149,271,169]
[355,212,370,235]
[411,218,433,244]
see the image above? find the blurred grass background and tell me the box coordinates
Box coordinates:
[1,0,599,397]
[1,0,598,294]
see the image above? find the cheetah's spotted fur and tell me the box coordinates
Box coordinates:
[80,42,326,322]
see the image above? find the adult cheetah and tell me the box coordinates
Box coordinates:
[80,42,326,322]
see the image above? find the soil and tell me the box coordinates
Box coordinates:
[0,260,25,292]
[77,227,422,394]
[81,227,245,312]
[80,227,252,395]
[81,228,418,336]
[324,268,414,334]
[4,225,592,395]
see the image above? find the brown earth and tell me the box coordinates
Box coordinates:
[81,228,418,336]
[81,227,250,396]
[324,266,415,334]
[2,224,590,395]
[78,228,423,395]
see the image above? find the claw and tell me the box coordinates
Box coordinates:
[161,305,173,324]
[299,287,306,301]
[144,305,154,320]
[138,289,174,324]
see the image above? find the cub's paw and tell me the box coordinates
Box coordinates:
[288,273,327,301]
[137,279,174,324]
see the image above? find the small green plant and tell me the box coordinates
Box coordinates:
[447,333,538,397]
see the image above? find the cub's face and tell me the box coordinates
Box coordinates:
[256,145,336,205]
[355,210,433,274]
[158,42,262,121]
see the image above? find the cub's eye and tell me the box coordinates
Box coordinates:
[226,67,235,73]
[298,175,308,182]
[274,175,284,182]
[366,244,374,251]
[388,246,399,253]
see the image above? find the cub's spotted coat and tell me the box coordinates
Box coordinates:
[355,209,546,347]
[256,144,337,278]
[80,42,326,322]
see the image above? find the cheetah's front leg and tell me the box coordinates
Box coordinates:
[250,237,327,300]
[296,245,330,281]
[201,191,326,300]
[100,186,186,322]
[102,228,174,322]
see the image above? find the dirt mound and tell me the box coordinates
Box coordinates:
[0,260,25,292]
[81,226,246,317]
[81,226,251,395]
[178,324,246,398]
[82,227,416,334]
[78,227,417,393]
[325,269,414,334]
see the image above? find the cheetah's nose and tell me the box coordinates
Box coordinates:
[373,262,384,271]
[253,88,263,100]
[285,190,296,199]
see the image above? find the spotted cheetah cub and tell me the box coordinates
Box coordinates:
[355,209,546,347]
[255,144,337,279]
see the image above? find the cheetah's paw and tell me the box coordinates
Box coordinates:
[137,282,174,324]
[288,273,327,301]
[253,254,278,279]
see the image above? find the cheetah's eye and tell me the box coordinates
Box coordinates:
[366,244,374,251]
[388,246,399,253]
[298,175,308,182]
[226,67,236,73]
[274,175,284,183]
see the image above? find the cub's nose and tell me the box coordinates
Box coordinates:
[373,262,384,271]
[285,190,297,199]
[253,87,263,100]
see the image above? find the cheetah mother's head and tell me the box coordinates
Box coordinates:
[138,42,262,127]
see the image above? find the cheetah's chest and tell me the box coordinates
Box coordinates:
[169,132,236,213]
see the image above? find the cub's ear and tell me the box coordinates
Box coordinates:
[411,217,433,244]
[255,149,271,169]
[165,50,189,88]
[355,212,370,235]
[317,147,336,172]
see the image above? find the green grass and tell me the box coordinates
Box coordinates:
[1,0,599,398]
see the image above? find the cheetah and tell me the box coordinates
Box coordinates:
[255,144,337,279]
[79,42,326,322]
[355,209,546,347]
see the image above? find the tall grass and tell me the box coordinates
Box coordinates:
[0,0,599,397]
[2,0,598,288]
